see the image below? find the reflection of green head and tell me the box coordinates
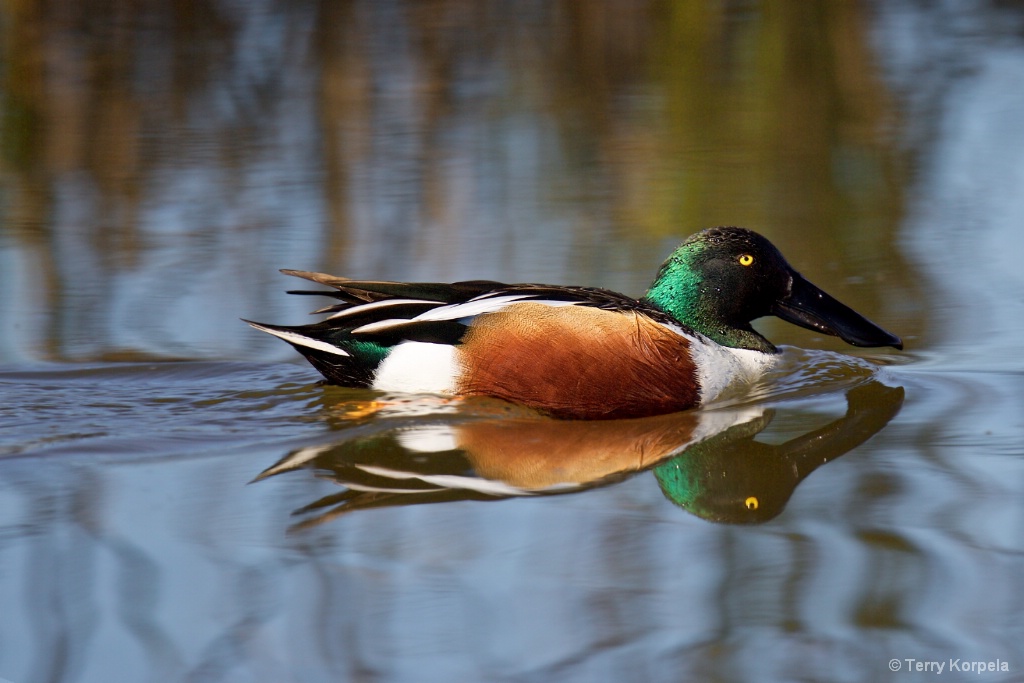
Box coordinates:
[652,411,788,524]
[654,382,905,525]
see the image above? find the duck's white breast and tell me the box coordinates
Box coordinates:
[688,339,776,404]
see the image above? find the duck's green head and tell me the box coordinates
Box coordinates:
[643,227,903,353]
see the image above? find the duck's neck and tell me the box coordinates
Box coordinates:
[643,258,776,354]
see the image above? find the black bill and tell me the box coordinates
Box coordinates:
[772,273,903,350]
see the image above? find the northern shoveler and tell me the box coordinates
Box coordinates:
[247,227,902,419]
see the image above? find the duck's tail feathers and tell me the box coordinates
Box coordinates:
[244,320,350,357]
[245,319,385,386]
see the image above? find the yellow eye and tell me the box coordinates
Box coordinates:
[738,254,754,266]
[744,496,759,510]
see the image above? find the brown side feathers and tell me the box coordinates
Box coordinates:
[457,303,700,420]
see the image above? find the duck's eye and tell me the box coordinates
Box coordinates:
[738,254,754,267]
[744,496,759,510]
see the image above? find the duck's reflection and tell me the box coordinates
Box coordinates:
[257,381,903,529]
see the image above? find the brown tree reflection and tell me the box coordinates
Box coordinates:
[0,0,919,362]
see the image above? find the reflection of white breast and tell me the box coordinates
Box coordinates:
[682,404,768,451]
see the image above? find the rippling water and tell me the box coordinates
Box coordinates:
[3,353,1020,681]
[3,2,1024,682]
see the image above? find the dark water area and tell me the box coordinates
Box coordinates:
[2,2,1024,682]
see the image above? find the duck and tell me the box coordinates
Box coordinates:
[247,226,902,420]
